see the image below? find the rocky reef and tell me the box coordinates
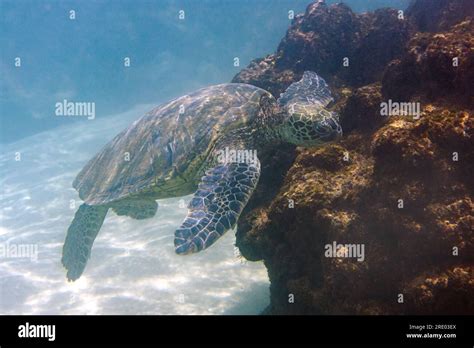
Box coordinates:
[233,1,413,91]
[234,0,473,314]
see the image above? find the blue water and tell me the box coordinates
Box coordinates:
[0,0,409,315]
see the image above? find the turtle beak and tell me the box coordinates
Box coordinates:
[329,117,343,138]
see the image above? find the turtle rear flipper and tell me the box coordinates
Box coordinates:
[111,198,158,220]
[174,160,260,255]
[62,204,108,281]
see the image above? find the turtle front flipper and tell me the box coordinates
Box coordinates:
[62,204,108,281]
[174,160,261,255]
[111,198,158,220]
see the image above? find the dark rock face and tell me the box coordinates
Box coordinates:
[344,8,413,85]
[402,266,474,314]
[234,0,474,315]
[232,1,413,91]
[248,109,474,315]
[339,83,383,133]
[275,2,361,76]
[236,143,297,262]
[406,0,474,32]
[382,19,474,109]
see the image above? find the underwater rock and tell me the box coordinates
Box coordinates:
[244,107,473,315]
[406,0,474,32]
[236,143,297,261]
[339,83,383,133]
[343,8,413,86]
[274,2,361,76]
[233,1,412,89]
[402,266,474,314]
[234,0,474,314]
[382,19,474,109]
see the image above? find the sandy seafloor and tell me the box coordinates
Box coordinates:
[0,104,270,314]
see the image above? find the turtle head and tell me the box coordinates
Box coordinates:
[278,105,342,146]
[257,71,343,146]
[275,71,342,146]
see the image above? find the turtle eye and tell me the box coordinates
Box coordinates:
[326,117,338,130]
[314,122,328,134]
[314,117,342,139]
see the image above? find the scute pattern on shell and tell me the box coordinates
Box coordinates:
[73,83,270,205]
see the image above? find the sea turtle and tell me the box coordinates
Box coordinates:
[62,71,342,281]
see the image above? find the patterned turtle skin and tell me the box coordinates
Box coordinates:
[62,71,342,281]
